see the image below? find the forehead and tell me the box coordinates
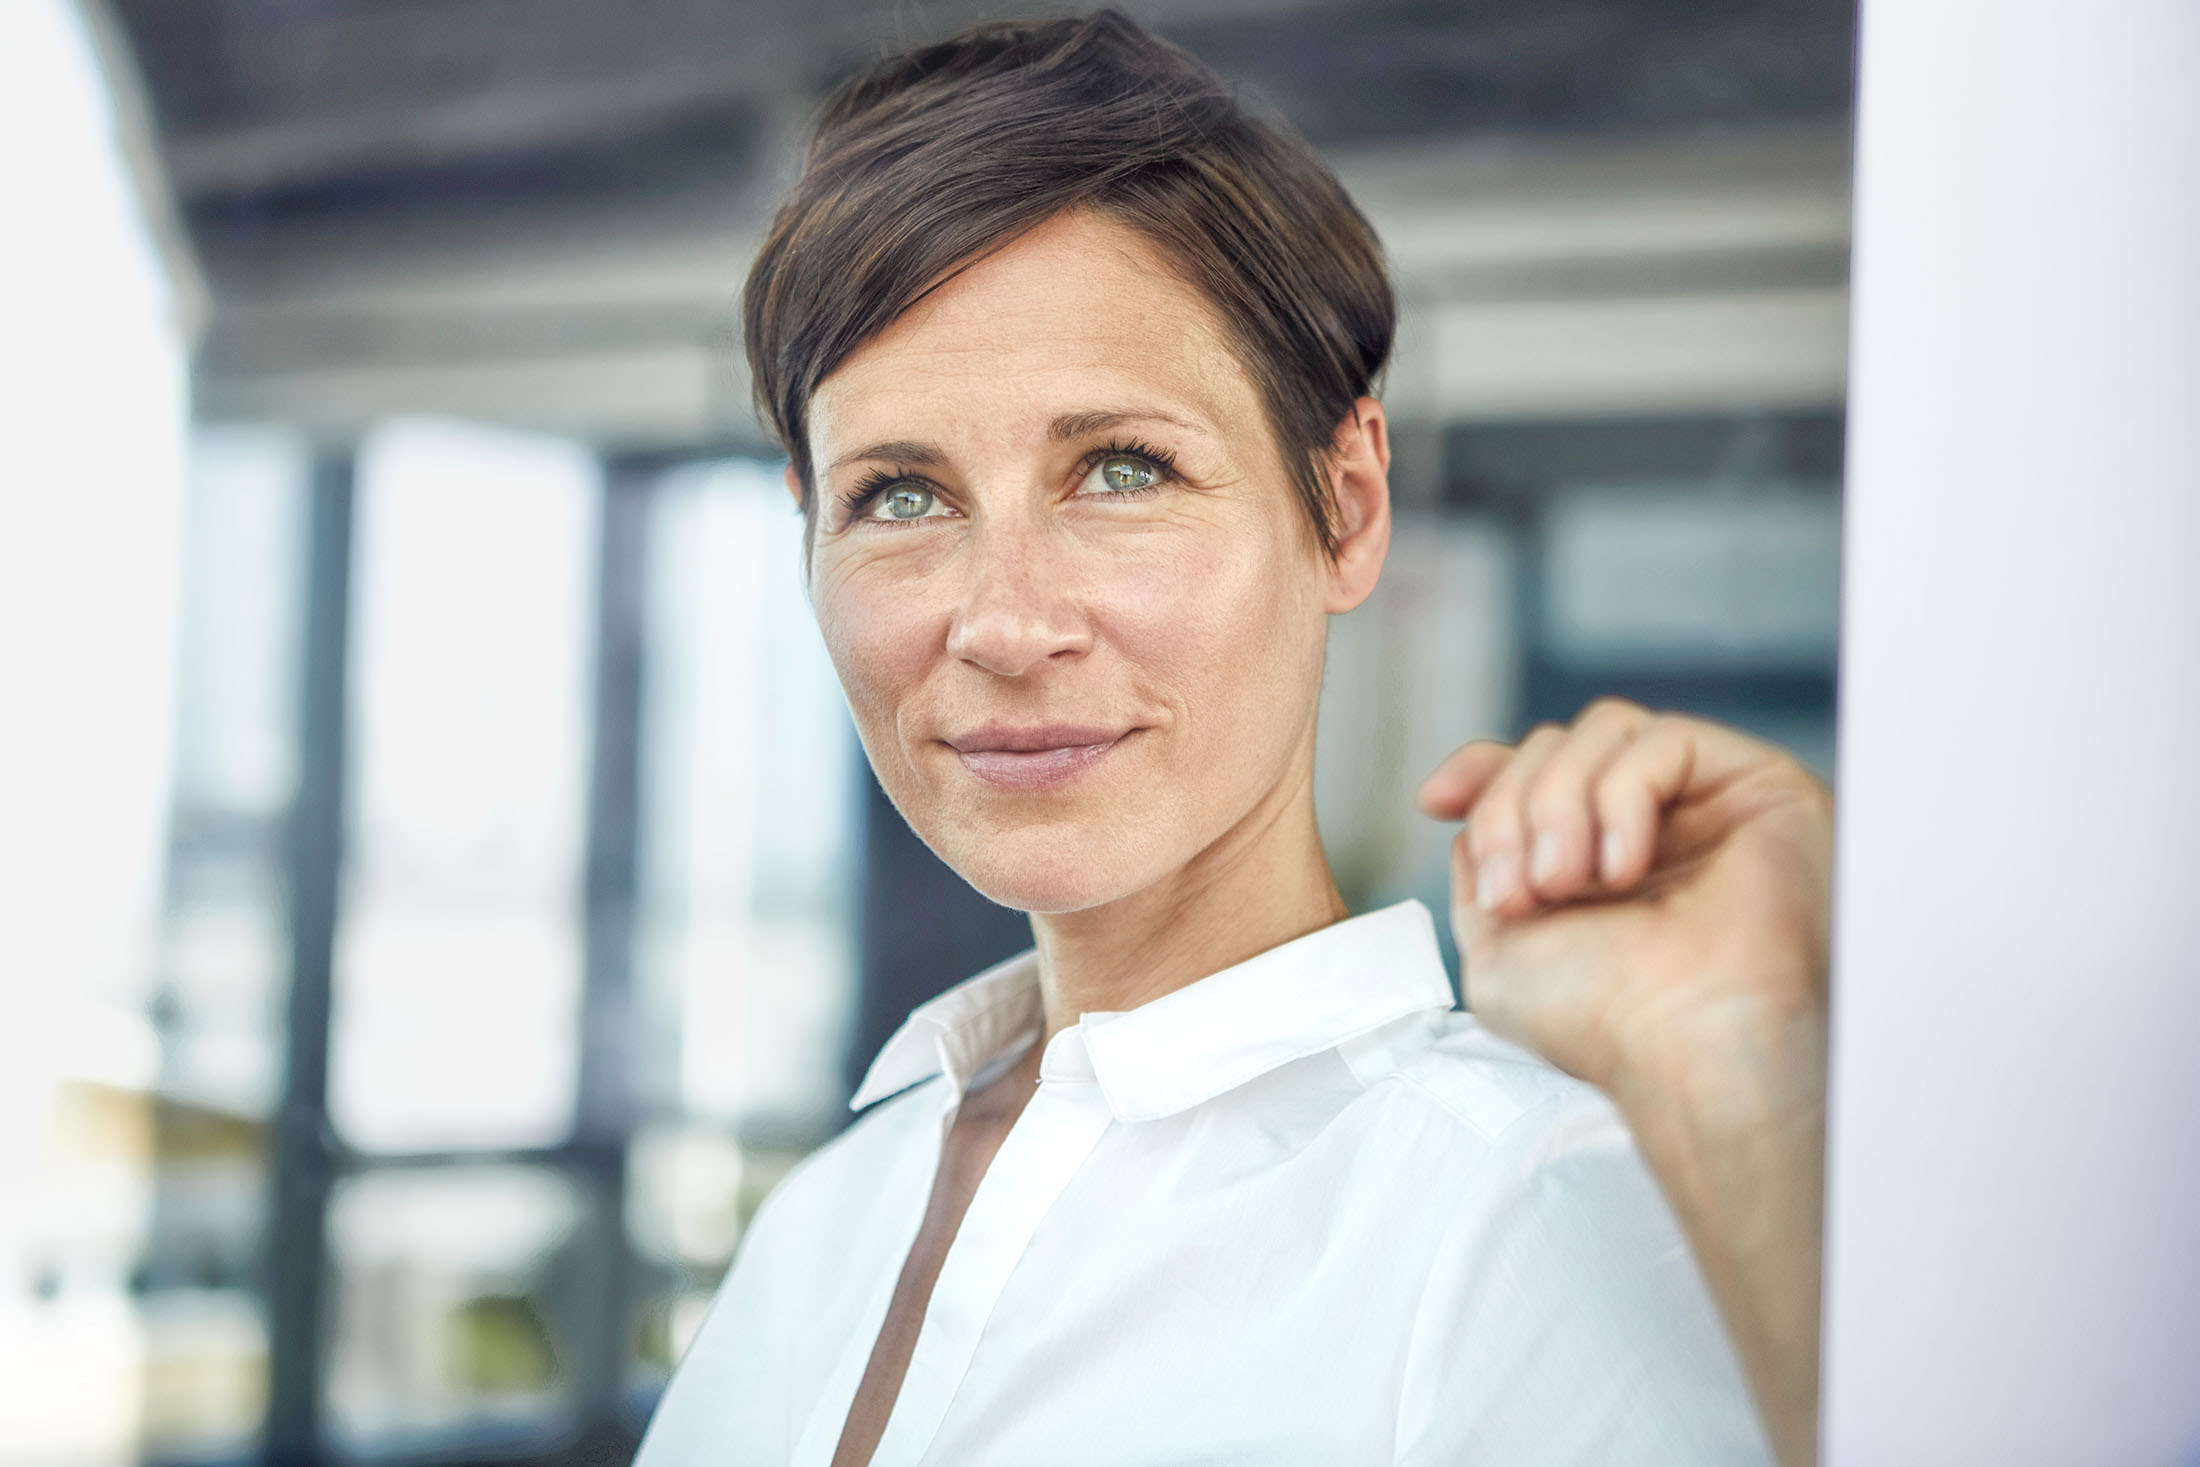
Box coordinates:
[806,212,1261,459]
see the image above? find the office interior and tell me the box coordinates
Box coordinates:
[0,1,1854,1463]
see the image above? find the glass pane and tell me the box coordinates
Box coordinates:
[1316,517,1517,926]
[625,1123,808,1393]
[323,1165,590,1450]
[623,460,857,1399]
[332,419,597,1153]
[139,1274,268,1458]
[161,424,308,1121]
[1542,485,1842,668]
[624,1124,746,1271]
[636,460,857,1132]
[124,428,307,1462]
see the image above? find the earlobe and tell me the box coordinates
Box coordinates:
[1324,396,1393,615]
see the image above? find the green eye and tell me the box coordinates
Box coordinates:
[1097,455,1158,493]
[882,486,935,519]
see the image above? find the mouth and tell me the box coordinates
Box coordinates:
[944,723,1134,792]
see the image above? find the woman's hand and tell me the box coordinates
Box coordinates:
[1417,697,1832,1098]
[1419,697,1832,1467]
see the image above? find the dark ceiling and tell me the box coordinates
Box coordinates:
[111,0,1855,297]
[97,0,1856,447]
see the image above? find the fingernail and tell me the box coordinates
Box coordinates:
[1530,831,1561,885]
[1476,852,1515,910]
[1601,830,1624,880]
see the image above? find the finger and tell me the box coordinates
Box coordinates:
[1522,697,1650,902]
[1416,740,1513,819]
[1592,712,1742,884]
[1446,822,1514,998]
[1592,713,1802,888]
[1463,722,1568,918]
[1446,825,1489,950]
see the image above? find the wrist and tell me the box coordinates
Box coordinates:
[1605,993,1828,1168]
[1605,994,1828,1467]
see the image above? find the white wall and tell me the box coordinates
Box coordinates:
[1826,2,2200,1462]
[0,1,191,1459]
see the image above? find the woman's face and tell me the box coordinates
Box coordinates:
[801,211,1383,915]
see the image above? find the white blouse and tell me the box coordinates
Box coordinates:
[634,900,1772,1466]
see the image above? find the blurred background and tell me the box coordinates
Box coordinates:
[0,0,1851,1463]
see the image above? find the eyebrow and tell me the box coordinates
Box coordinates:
[824,438,946,476]
[1047,408,1212,443]
[823,409,1214,478]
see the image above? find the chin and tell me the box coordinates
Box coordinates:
[929,817,1168,916]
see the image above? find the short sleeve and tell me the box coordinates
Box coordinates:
[1393,1088,1776,1467]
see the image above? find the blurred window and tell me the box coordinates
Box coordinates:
[163,427,310,1119]
[1316,517,1518,960]
[323,1165,590,1450]
[57,8,1857,1454]
[134,427,312,1463]
[637,460,856,1129]
[1542,486,1841,669]
[626,458,858,1396]
[333,419,598,1154]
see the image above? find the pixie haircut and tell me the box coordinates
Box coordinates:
[742,8,1395,557]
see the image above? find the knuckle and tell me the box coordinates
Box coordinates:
[1521,721,1566,750]
[1454,739,1507,772]
[1579,694,1644,727]
[1523,766,1585,826]
[1592,760,1651,812]
[1589,769,1634,814]
[1473,791,1524,830]
[1778,752,1835,809]
[1467,801,1523,854]
[1637,714,1690,753]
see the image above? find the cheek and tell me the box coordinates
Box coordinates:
[1093,517,1324,741]
[811,561,942,757]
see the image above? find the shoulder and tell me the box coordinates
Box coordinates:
[1361,1017,1773,1465]
[1354,1011,1703,1322]
[1346,1008,1627,1156]
[1343,1011,1687,1269]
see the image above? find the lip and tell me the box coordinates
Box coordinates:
[945,723,1134,792]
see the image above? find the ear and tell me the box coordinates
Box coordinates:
[1323,396,1392,615]
[783,461,806,512]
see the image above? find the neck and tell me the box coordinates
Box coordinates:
[1026,754,1347,1043]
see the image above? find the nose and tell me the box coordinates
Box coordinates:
[944,522,1092,677]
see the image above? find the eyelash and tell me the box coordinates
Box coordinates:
[835,439,1181,527]
[839,466,910,524]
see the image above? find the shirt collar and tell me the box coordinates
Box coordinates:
[848,899,1454,1122]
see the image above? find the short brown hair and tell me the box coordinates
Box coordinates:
[742,8,1395,557]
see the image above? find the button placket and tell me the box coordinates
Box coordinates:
[789,1081,955,1467]
[867,1045,1114,1467]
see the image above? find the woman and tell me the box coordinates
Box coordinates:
[638,12,1831,1467]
